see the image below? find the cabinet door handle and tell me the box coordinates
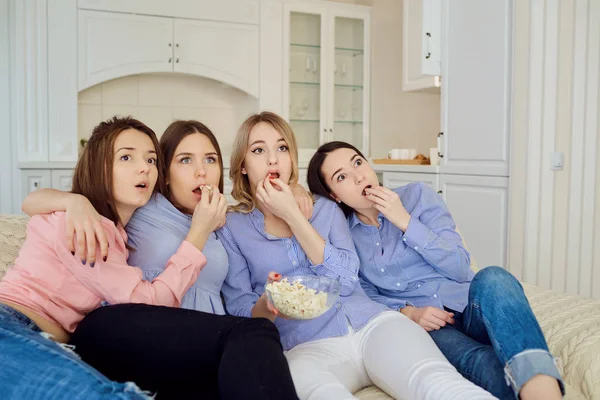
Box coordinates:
[437,190,442,194]
[425,32,432,59]
[168,57,172,63]
[168,43,172,47]
[437,132,444,158]
[176,58,179,63]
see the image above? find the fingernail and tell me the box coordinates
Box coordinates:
[90,262,95,268]
[71,251,75,256]
[274,273,281,278]
[81,259,86,265]
[103,256,107,262]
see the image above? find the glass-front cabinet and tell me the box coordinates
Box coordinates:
[283,2,370,159]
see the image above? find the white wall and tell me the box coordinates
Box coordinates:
[331,0,441,158]
[508,0,600,299]
[0,0,14,213]
[78,74,258,156]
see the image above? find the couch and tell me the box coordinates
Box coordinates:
[0,214,598,399]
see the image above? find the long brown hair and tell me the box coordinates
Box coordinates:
[71,116,163,227]
[229,112,300,213]
[159,120,224,209]
[307,141,366,217]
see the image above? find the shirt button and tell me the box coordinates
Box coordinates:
[396,283,401,287]
[414,246,419,250]
[292,261,297,265]
[433,294,438,298]
[376,242,380,246]
[336,303,341,309]
[417,284,421,288]
[402,238,407,242]
[351,276,358,281]
[380,268,385,272]
[378,218,382,223]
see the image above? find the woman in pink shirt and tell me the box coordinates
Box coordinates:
[0,117,297,400]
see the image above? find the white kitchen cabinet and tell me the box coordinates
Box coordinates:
[402,0,441,91]
[20,170,52,207]
[382,171,439,193]
[20,169,75,208]
[78,10,259,96]
[173,19,258,97]
[439,0,511,177]
[439,174,509,269]
[78,10,173,91]
[282,1,371,158]
[51,170,74,192]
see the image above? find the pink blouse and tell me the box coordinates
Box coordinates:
[0,212,205,332]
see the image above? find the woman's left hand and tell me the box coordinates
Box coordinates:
[291,184,313,220]
[365,186,412,231]
[256,178,302,221]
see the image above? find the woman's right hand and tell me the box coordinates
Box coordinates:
[65,194,108,266]
[400,305,455,331]
[252,272,283,322]
[186,185,227,250]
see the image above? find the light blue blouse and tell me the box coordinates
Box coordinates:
[349,183,474,312]
[126,193,229,314]
[220,195,388,351]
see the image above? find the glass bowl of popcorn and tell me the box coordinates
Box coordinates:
[264,275,341,320]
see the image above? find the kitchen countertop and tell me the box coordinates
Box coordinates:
[369,160,440,173]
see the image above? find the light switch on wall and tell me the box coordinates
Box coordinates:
[551,152,564,170]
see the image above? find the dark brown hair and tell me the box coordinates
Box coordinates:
[71,116,163,227]
[307,141,367,217]
[159,120,224,207]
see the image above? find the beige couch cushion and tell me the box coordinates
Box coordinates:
[0,214,598,399]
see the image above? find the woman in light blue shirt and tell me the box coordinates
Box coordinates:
[220,111,496,400]
[306,140,564,400]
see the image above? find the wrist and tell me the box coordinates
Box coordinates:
[65,193,85,211]
[400,305,414,317]
[395,213,411,232]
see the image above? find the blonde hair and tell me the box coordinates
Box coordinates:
[230,111,300,213]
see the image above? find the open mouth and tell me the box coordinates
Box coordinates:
[193,185,212,196]
[267,172,280,180]
[135,182,148,189]
[362,185,372,196]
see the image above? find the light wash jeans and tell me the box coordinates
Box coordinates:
[429,266,565,399]
[285,311,496,400]
[0,304,151,400]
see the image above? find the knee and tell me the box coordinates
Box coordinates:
[227,317,281,342]
[472,266,522,296]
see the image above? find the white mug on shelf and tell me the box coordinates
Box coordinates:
[429,147,440,166]
[388,148,410,160]
[408,149,417,159]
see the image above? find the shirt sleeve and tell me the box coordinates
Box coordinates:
[310,205,360,296]
[359,273,412,310]
[219,225,259,318]
[401,183,472,282]
[54,215,206,307]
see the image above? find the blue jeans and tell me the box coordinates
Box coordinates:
[429,267,564,399]
[0,304,151,400]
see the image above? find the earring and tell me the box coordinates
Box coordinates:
[336,199,341,204]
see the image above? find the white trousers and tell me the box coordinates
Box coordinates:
[285,312,497,400]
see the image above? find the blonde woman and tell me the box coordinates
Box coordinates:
[219,111,497,400]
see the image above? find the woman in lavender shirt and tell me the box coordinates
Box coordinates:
[306,141,564,400]
[219,111,495,400]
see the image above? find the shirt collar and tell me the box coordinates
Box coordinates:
[348,211,385,230]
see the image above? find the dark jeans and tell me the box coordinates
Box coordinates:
[69,304,299,400]
[429,267,564,399]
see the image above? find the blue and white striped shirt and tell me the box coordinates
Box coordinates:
[349,183,474,312]
[220,196,389,351]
